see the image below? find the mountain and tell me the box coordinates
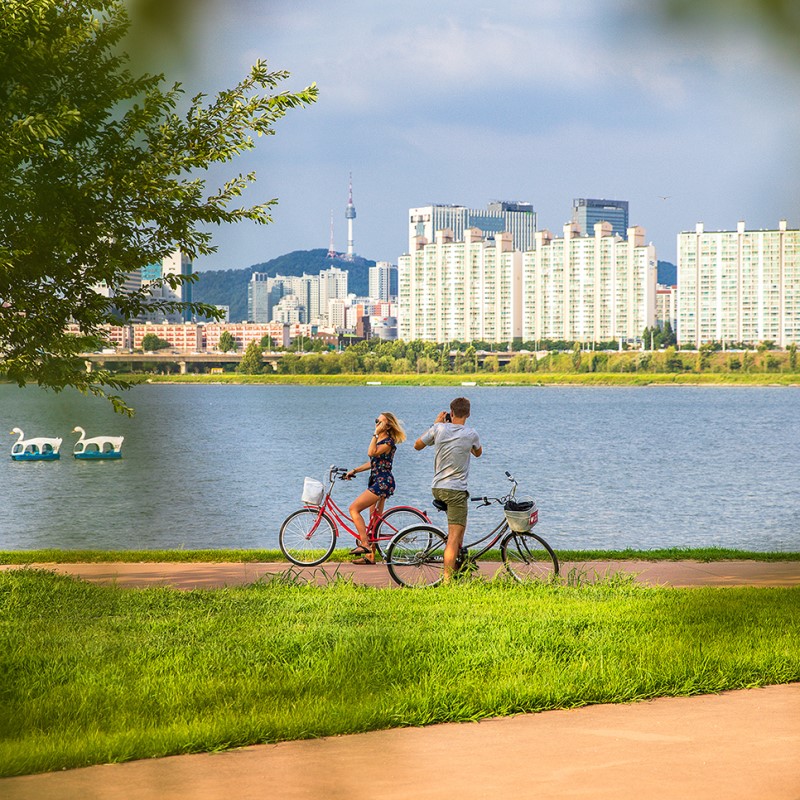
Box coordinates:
[657,260,677,286]
[193,250,376,322]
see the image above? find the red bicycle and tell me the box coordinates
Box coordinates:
[279,465,430,566]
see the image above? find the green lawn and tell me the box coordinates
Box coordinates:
[132,371,800,386]
[1,568,798,777]
[1,547,798,564]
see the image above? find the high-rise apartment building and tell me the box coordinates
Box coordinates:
[319,266,348,319]
[656,285,678,331]
[369,262,393,301]
[249,268,348,325]
[522,222,657,343]
[677,220,800,347]
[408,201,537,254]
[572,198,629,239]
[398,229,522,344]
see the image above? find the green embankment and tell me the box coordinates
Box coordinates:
[125,372,800,386]
[1,547,798,564]
[1,568,798,776]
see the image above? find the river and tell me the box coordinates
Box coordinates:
[1,383,798,552]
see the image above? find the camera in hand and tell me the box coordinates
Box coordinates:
[445,412,451,422]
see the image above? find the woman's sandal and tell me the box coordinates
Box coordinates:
[351,556,375,565]
[349,544,371,555]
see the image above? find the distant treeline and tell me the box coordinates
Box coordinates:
[267,340,798,376]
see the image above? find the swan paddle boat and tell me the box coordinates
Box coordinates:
[9,428,63,461]
[72,427,124,460]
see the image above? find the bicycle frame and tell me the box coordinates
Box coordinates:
[303,466,428,546]
[432,471,532,559]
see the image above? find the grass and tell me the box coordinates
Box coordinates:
[1,568,799,777]
[0,547,798,564]
[125,371,800,387]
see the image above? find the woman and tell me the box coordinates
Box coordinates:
[344,412,406,564]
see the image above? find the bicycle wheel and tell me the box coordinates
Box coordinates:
[373,506,429,558]
[386,525,447,587]
[501,531,559,582]
[279,508,337,566]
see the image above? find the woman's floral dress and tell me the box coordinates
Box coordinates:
[368,437,396,498]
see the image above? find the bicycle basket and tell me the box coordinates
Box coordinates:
[503,497,537,533]
[301,477,325,506]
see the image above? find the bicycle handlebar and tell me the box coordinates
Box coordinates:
[470,495,500,506]
[472,471,520,506]
[328,465,351,481]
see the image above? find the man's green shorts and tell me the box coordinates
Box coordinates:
[432,488,469,527]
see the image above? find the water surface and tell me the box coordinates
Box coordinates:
[1,383,798,552]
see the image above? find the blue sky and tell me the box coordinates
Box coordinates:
[183,0,800,271]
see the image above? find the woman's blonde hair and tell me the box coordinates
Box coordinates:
[381,412,406,444]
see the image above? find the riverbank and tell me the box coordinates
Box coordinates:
[2,547,799,564]
[123,371,800,387]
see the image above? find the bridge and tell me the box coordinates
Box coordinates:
[83,352,286,373]
[82,350,540,374]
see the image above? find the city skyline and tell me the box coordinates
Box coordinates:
[171,1,800,274]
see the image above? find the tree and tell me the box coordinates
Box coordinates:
[482,354,500,373]
[0,0,317,413]
[237,340,263,374]
[217,331,237,352]
[141,333,170,351]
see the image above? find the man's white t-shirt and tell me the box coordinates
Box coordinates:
[420,422,481,491]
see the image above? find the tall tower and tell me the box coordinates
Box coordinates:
[345,173,356,261]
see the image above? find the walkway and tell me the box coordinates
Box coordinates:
[2,558,798,589]
[2,683,799,799]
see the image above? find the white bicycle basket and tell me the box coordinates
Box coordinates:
[503,497,537,533]
[301,477,325,506]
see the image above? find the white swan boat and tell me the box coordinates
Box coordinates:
[10,428,62,461]
[72,427,124,460]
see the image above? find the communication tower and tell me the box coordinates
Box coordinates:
[345,173,356,261]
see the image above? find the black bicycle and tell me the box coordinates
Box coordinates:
[385,471,559,587]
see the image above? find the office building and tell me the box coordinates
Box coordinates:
[572,198,629,239]
[522,222,657,343]
[677,220,800,347]
[369,262,393,302]
[398,229,522,344]
[408,201,537,254]
[140,249,192,323]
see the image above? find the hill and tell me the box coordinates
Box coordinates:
[193,250,376,322]
[657,260,677,285]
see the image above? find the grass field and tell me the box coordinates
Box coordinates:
[1,547,799,564]
[1,568,798,777]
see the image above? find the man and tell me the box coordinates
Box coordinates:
[414,396,482,582]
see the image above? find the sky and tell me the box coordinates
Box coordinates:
[171,0,800,271]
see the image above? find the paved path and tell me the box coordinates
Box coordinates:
[2,683,799,799]
[2,559,799,589]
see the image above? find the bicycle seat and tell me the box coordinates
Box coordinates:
[432,498,448,512]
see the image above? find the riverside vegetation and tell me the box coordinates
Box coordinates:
[1,568,798,777]
[108,337,800,384]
